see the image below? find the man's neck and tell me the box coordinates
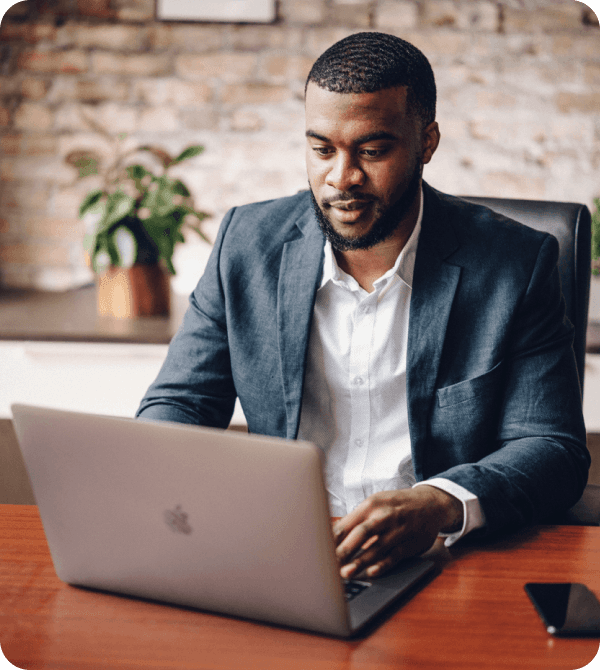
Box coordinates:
[333,188,422,293]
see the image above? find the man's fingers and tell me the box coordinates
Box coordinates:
[340,527,405,578]
[336,514,388,563]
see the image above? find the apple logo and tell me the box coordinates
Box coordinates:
[164,505,192,534]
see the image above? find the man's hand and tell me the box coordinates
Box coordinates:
[333,486,463,579]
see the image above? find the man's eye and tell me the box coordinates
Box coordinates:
[361,148,385,158]
[313,147,332,156]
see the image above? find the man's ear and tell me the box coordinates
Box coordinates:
[421,121,440,165]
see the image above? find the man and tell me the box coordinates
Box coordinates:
[137,32,589,580]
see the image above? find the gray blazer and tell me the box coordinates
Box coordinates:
[137,182,589,535]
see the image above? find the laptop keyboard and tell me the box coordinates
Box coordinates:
[344,579,371,601]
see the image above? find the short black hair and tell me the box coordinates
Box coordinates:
[306,32,436,127]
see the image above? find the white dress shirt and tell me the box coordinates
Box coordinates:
[298,192,485,546]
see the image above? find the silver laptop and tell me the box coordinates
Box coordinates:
[11,403,437,637]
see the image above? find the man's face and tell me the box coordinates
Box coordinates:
[305,83,439,250]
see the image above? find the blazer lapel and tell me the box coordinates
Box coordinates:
[408,184,461,481]
[277,208,324,439]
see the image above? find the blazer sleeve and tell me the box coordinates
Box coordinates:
[434,234,590,534]
[135,208,238,427]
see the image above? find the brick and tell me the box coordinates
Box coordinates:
[481,171,546,200]
[422,1,498,31]
[64,23,145,50]
[438,117,467,140]
[24,23,57,43]
[1,133,59,158]
[138,106,180,132]
[585,63,600,85]
[550,116,594,144]
[13,102,53,131]
[54,104,91,132]
[175,53,257,82]
[220,83,292,105]
[261,54,313,82]
[326,3,372,27]
[228,25,301,51]
[0,133,21,155]
[115,0,155,22]
[0,76,19,95]
[0,241,71,266]
[21,133,59,156]
[91,102,138,134]
[76,0,116,18]
[503,5,585,33]
[556,92,600,114]
[476,91,517,109]
[46,76,130,104]
[179,107,219,131]
[468,118,506,142]
[551,34,575,56]
[229,109,264,132]
[0,21,26,40]
[53,183,104,216]
[150,24,226,52]
[408,30,471,60]
[1,157,73,183]
[21,77,50,99]
[23,216,82,239]
[75,79,130,103]
[375,1,419,31]
[18,49,88,74]
[304,27,356,57]
[280,0,326,24]
[92,52,171,76]
[0,181,50,211]
[0,21,56,43]
[133,78,213,106]
[422,0,459,28]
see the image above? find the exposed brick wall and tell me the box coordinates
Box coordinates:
[0,0,598,291]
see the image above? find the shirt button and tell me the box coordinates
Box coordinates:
[354,376,364,385]
[354,438,363,447]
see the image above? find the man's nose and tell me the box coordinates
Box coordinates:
[325,153,365,191]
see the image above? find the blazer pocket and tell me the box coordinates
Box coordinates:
[437,360,504,408]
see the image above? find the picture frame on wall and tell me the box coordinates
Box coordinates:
[156,0,276,23]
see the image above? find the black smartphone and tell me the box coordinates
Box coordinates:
[525,583,600,636]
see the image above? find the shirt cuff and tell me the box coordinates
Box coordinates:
[413,478,486,547]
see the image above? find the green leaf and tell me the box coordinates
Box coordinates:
[592,198,600,262]
[142,216,178,274]
[98,191,135,232]
[172,145,204,164]
[79,189,104,217]
[91,232,121,272]
[126,164,150,181]
[173,180,190,197]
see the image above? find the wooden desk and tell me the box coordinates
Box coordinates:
[1,506,598,670]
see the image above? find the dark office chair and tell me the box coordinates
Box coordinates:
[462,195,597,525]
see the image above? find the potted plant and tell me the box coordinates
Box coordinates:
[67,134,210,318]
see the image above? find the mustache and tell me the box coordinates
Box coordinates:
[322,192,376,207]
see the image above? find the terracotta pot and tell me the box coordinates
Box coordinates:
[97,264,171,318]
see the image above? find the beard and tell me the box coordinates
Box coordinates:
[309,164,422,252]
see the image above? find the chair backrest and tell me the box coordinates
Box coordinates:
[461,196,591,391]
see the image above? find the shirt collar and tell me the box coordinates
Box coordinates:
[320,186,424,291]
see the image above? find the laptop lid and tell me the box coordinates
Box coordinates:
[11,404,435,637]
